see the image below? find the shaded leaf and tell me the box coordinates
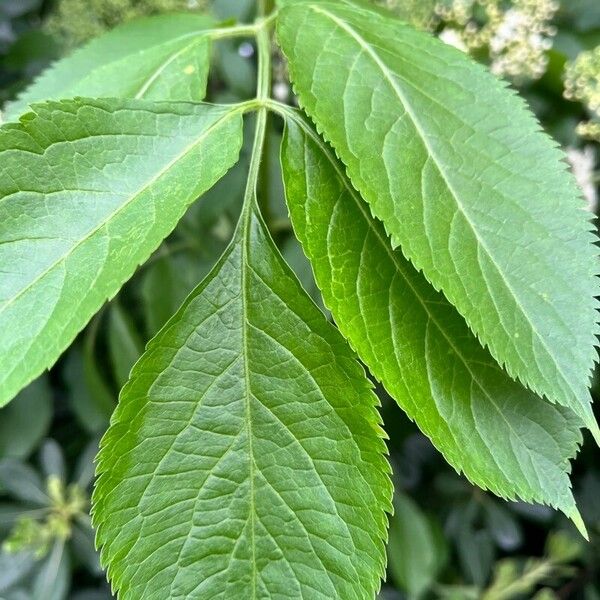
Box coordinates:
[73,437,101,489]
[31,542,70,600]
[141,248,225,338]
[4,13,215,120]
[140,256,182,338]
[0,376,52,459]
[71,523,102,576]
[214,38,257,98]
[107,301,144,389]
[39,439,66,482]
[70,591,113,600]
[0,460,48,505]
[0,503,24,536]
[82,323,117,420]
[387,492,447,599]
[63,344,113,435]
[483,500,523,552]
[0,551,36,593]
[458,528,495,587]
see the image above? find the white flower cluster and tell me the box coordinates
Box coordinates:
[564,46,600,141]
[488,1,558,79]
[566,146,598,212]
[434,0,559,81]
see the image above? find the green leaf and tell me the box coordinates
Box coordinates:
[482,500,522,552]
[82,324,117,423]
[387,493,447,599]
[63,342,114,435]
[0,460,48,506]
[32,542,70,600]
[140,257,182,337]
[93,202,391,599]
[39,439,66,482]
[141,246,226,338]
[0,551,36,593]
[276,0,600,437]
[4,13,215,121]
[0,98,244,407]
[0,377,52,459]
[107,301,144,389]
[280,116,586,531]
[71,524,103,576]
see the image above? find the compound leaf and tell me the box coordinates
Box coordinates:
[0,98,243,407]
[4,13,215,121]
[281,116,585,532]
[93,202,391,599]
[277,0,599,438]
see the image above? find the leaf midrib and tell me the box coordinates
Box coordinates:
[240,224,258,600]
[0,106,242,320]
[305,4,570,394]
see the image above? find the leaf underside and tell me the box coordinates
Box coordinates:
[277,0,600,437]
[4,13,214,121]
[93,203,392,599]
[281,116,585,531]
[0,98,243,407]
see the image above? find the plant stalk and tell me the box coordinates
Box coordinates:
[241,14,273,225]
[258,0,275,18]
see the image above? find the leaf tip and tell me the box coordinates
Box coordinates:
[587,415,600,447]
[568,507,589,541]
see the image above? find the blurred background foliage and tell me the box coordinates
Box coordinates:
[0,0,599,598]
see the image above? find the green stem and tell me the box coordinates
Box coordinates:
[258,0,275,18]
[243,112,268,221]
[255,23,272,103]
[482,560,554,600]
[241,15,273,224]
[210,24,262,40]
[206,13,278,41]
[256,19,274,221]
